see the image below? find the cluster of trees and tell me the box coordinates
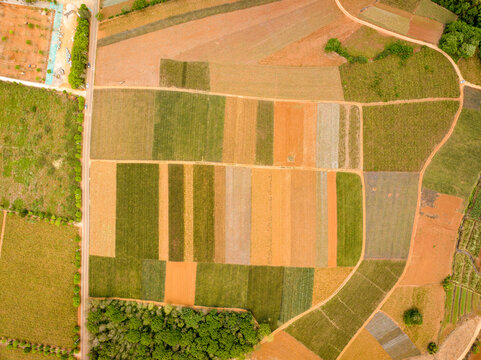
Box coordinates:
[68,5,90,89]
[433,0,481,28]
[439,20,481,60]
[88,300,270,360]
[0,337,77,359]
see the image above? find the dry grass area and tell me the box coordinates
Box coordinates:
[311,267,353,305]
[0,3,53,82]
[339,328,391,360]
[359,5,411,35]
[249,331,321,360]
[459,52,481,87]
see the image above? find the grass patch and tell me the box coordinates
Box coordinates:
[279,267,314,324]
[0,81,81,218]
[141,259,166,302]
[343,27,398,59]
[452,286,461,322]
[89,255,116,297]
[340,46,459,102]
[380,0,420,12]
[153,91,225,162]
[159,59,210,90]
[336,172,362,266]
[0,215,78,348]
[116,163,159,260]
[195,263,249,309]
[463,86,481,110]
[363,101,459,171]
[414,0,457,24]
[193,165,215,262]
[255,100,274,166]
[348,106,361,169]
[338,107,347,168]
[247,266,284,330]
[459,50,481,87]
[359,6,410,35]
[423,108,481,200]
[168,164,184,261]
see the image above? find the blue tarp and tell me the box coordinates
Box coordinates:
[45,2,63,85]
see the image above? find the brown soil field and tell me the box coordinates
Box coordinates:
[339,328,391,360]
[0,3,53,82]
[89,161,117,257]
[183,164,194,262]
[250,169,273,266]
[327,171,337,268]
[290,170,317,267]
[273,102,317,167]
[375,2,414,19]
[260,15,360,66]
[164,261,197,305]
[214,166,226,263]
[222,97,257,164]
[271,169,292,266]
[381,285,446,351]
[312,267,353,305]
[401,191,464,286]
[316,172,329,267]
[224,167,251,265]
[407,15,444,44]
[100,0,136,19]
[159,164,169,261]
[250,331,321,360]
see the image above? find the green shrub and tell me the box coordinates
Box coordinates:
[428,341,439,354]
[73,295,80,307]
[28,23,34,29]
[15,65,20,70]
[375,41,414,62]
[95,12,104,21]
[404,308,423,326]
[131,0,148,10]
[73,273,80,284]
[442,275,453,291]
[1,36,6,41]
[325,38,341,52]
[26,40,32,45]
[325,38,368,64]
[68,13,90,89]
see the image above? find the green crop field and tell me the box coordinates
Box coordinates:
[193,165,215,262]
[423,108,481,201]
[414,0,457,24]
[286,260,405,360]
[116,164,159,260]
[340,47,459,102]
[168,164,184,261]
[459,53,481,87]
[141,259,166,302]
[279,267,314,323]
[336,172,362,266]
[0,81,81,219]
[159,59,210,90]
[255,101,274,166]
[380,0,420,12]
[363,101,459,171]
[0,215,78,348]
[348,106,361,169]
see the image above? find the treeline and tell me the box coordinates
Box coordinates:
[68,5,90,89]
[88,300,270,360]
[433,0,481,27]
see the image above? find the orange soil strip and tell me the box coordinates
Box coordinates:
[401,192,464,286]
[303,104,318,168]
[89,161,117,257]
[312,267,353,305]
[339,0,376,14]
[250,169,273,265]
[0,211,6,258]
[271,169,291,266]
[407,15,444,44]
[327,171,337,268]
[183,164,194,262]
[164,261,197,305]
[316,172,329,268]
[339,328,391,360]
[250,331,321,360]
[214,166,226,263]
[222,97,257,164]
[260,15,360,67]
[158,164,169,261]
[290,170,317,267]
[273,102,305,167]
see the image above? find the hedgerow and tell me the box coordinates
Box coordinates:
[68,5,90,89]
[88,299,270,360]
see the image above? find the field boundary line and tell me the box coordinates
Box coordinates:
[93,85,459,106]
[0,211,6,258]
[0,75,86,96]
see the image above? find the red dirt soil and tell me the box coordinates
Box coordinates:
[401,192,464,286]
[249,331,321,360]
[407,15,444,44]
[0,3,53,82]
[164,261,197,305]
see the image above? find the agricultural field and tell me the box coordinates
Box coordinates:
[0,214,78,349]
[459,53,481,87]
[339,329,391,360]
[0,3,53,82]
[0,81,82,219]
[445,285,480,324]
[0,347,48,360]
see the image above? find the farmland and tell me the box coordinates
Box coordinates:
[339,329,391,360]
[0,82,82,219]
[0,215,78,349]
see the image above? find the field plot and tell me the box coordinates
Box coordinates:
[0,347,47,360]
[414,0,457,23]
[402,189,463,285]
[312,267,353,305]
[339,329,391,360]
[0,3,53,82]
[359,6,411,34]
[459,52,481,87]
[381,285,446,351]
[340,46,459,102]
[0,82,81,219]
[407,15,444,43]
[286,260,405,360]
[159,59,210,90]
[446,285,480,324]
[342,26,394,59]
[364,172,418,259]
[0,215,78,348]
[423,108,481,201]
[363,101,459,171]
[249,331,321,360]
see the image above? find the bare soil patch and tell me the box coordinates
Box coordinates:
[90,161,117,258]
[401,191,464,286]
[327,171,337,268]
[164,261,197,305]
[271,169,291,266]
[100,0,136,19]
[339,328,391,360]
[407,15,444,44]
[312,267,353,305]
[339,0,376,14]
[214,166,226,263]
[183,164,194,262]
[158,164,169,260]
[249,331,321,360]
[0,3,53,82]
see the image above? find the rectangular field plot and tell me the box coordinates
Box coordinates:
[159,59,210,90]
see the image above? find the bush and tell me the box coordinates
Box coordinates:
[1,36,6,41]
[95,12,104,21]
[442,275,453,291]
[131,0,148,10]
[404,308,423,326]
[324,38,369,64]
[73,273,81,284]
[26,40,32,45]
[68,11,90,89]
[325,38,341,52]
[374,41,413,62]
[427,341,439,354]
[473,341,480,354]
[28,23,34,29]
[73,295,80,307]
[439,20,481,61]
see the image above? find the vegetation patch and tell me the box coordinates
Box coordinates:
[336,172,362,266]
[380,0,421,12]
[168,164,184,261]
[415,0,457,24]
[141,259,166,302]
[255,101,274,166]
[439,21,481,62]
[363,101,459,171]
[433,0,481,27]
[279,267,314,324]
[87,299,269,360]
[69,6,90,89]
[459,51,481,86]
[159,59,210,91]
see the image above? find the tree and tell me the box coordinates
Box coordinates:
[131,0,148,10]
[95,12,104,21]
[403,308,423,326]
[78,4,91,20]
[427,341,439,354]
